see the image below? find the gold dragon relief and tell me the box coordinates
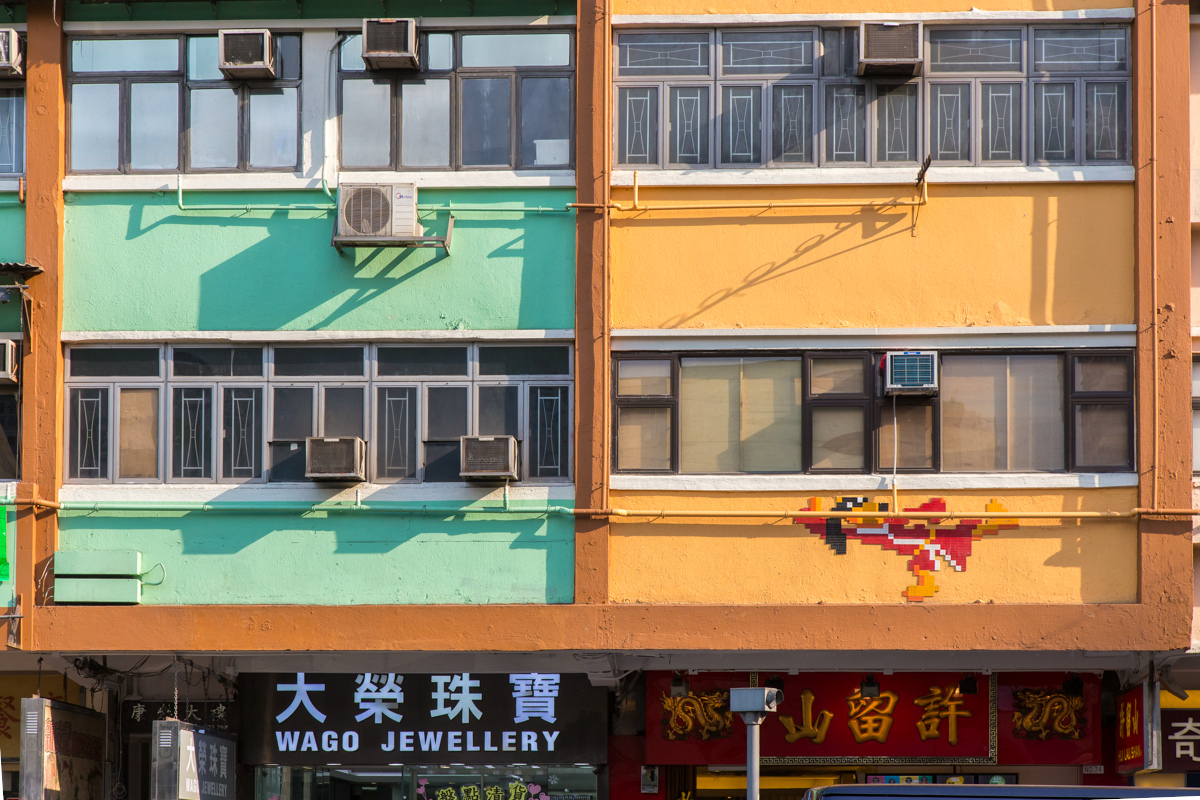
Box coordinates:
[661,690,734,741]
[1011,690,1086,741]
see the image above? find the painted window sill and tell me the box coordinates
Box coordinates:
[60,483,574,504]
[612,166,1135,188]
[61,329,575,343]
[609,473,1139,492]
[0,178,23,193]
[63,171,576,193]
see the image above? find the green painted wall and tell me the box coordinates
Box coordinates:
[63,189,575,332]
[57,505,574,604]
[65,0,562,22]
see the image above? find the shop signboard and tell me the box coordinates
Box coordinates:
[997,673,1101,765]
[20,698,105,800]
[1116,682,1160,775]
[239,673,607,766]
[1159,708,1200,772]
[150,720,236,800]
[123,700,236,735]
[646,672,997,765]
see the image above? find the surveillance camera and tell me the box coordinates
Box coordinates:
[730,687,780,714]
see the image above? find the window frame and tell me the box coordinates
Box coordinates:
[805,352,873,474]
[1066,349,1135,473]
[0,79,26,176]
[611,353,680,474]
[1193,355,1200,476]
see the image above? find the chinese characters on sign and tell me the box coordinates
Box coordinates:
[1115,683,1160,775]
[1159,709,1200,772]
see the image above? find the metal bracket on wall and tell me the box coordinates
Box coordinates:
[5,595,19,650]
[331,214,454,257]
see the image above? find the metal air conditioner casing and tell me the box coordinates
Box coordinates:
[334,183,422,246]
[305,437,366,481]
[0,340,17,384]
[0,29,22,76]
[858,22,923,76]
[362,18,419,70]
[885,351,938,395]
[218,29,276,79]
[460,435,519,480]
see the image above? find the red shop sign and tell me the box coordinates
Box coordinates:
[646,672,996,765]
[997,673,1101,765]
[1116,682,1161,775]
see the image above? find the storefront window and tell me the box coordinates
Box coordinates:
[254,768,598,800]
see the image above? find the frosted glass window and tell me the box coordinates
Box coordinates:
[1074,404,1130,469]
[879,403,933,470]
[1074,355,1129,393]
[402,80,451,167]
[1085,81,1127,161]
[618,360,671,396]
[248,88,298,168]
[71,83,121,171]
[186,36,223,81]
[720,85,761,165]
[1033,82,1076,162]
[521,77,571,167]
[1033,28,1128,73]
[810,359,864,395]
[340,34,366,72]
[981,83,1022,162]
[462,33,570,67]
[341,78,392,168]
[876,83,918,163]
[618,33,710,76]
[461,78,511,166]
[930,83,970,162]
[189,88,239,169]
[721,30,815,76]
[0,90,24,174]
[811,407,864,470]
[771,84,813,164]
[130,83,179,170]
[119,388,159,480]
[427,34,454,71]
[617,87,659,165]
[72,38,179,72]
[824,83,866,163]
[929,29,1022,72]
[669,86,709,165]
[617,407,671,470]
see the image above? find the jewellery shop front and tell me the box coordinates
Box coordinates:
[239,673,608,800]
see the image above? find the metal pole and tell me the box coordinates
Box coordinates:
[746,721,760,800]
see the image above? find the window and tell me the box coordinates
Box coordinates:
[614,350,1132,475]
[0,88,24,174]
[615,24,1129,169]
[1193,359,1200,474]
[67,34,301,174]
[338,30,573,171]
[65,343,571,483]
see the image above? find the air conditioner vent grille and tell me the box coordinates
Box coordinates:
[885,351,938,395]
[863,23,920,60]
[343,187,392,236]
[464,439,511,472]
[365,19,411,54]
[224,33,266,64]
[309,439,357,473]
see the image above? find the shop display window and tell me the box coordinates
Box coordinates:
[254,767,598,800]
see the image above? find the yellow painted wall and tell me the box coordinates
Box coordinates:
[614,0,1132,14]
[607,489,1138,604]
[610,185,1134,330]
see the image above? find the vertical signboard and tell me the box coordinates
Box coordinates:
[20,698,106,800]
[151,720,236,800]
[1116,682,1161,775]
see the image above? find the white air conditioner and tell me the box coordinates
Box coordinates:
[362,18,419,70]
[460,435,519,480]
[0,340,17,385]
[858,22,923,76]
[334,183,422,245]
[885,351,938,395]
[0,29,21,76]
[305,437,366,481]
[218,29,276,79]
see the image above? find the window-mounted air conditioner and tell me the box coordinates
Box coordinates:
[885,351,938,395]
[218,29,276,79]
[0,340,17,385]
[305,437,366,481]
[333,183,421,245]
[362,18,419,70]
[460,436,519,480]
[0,29,22,76]
[858,22,923,76]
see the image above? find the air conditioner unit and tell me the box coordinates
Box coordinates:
[0,29,21,76]
[218,29,276,79]
[362,18,419,70]
[0,340,16,385]
[305,437,366,481]
[858,22,923,76]
[334,183,422,245]
[885,351,938,395]
[460,435,519,480]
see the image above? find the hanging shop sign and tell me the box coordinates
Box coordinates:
[996,673,1101,765]
[123,701,237,735]
[20,698,106,800]
[150,720,236,800]
[239,673,607,766]
[1116,682,1161,775]
[0,675,82,758]
[645,672,997,765]
[1158,708,1200,772]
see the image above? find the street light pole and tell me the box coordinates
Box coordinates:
[745,715,762,800]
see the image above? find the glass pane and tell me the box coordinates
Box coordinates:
[172,386,213,479]
[617,87,659,165]
[981,83,1022,162]
[272,387,314,441]
[323,387,364,438]
[929,83,970,162]
[824,83,866,163]
[1033,28,1128,73]
[341,79,392,168]
[1033,83,1076,162]
[617,360,671,396]
[878,402,933,470]
[1194,409,1200,472]
[461,78,512,166]
[669,86,709,166]
[186,36,222,81]
[771,84,813,164]
[427,386,468,439]
[423,441,462,482]
[618,33,710,76]
[1008,355,1065,470]
[0,90,25,174]
[721,30,815,76]
[71,83,121,171]
[811,406,865,470]
[1075,404,1130,469]
[521,77,571,167]
[69,387,109,480]
[71,348,160,377]
[174,347,263,377]
[119,387,159,479]
[461,33,570,68]
[811,359,864,395]
[0,394,16,479]
[130,83,179,170]
[71,39,180,72]
[249,88,298,168]
[223,386,263,479]
[479,346,570,376]
[929,29,1023,72]
[427,33,453,71]
[341,34,366,72]
[820,28,844,78]
[276,35,301,81]
[376,386,417,479]
[529,386,569,478]
[378,347,468,376]
[1194,361,1200,398]
[741,358,802,472]
[720,85,762,164]
[1075,355,1129,393]
[189,88,239,169]
[1085,82,1127,161]
[479,385,519,437]
[876,83,919,163]
[401,80,451,168]
[617,407,671,470]
[274,347,364,377]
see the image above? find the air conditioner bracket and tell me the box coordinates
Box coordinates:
[332,214,454,256]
